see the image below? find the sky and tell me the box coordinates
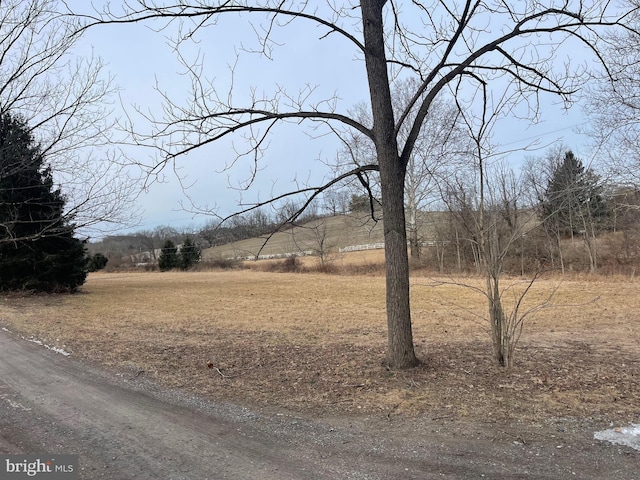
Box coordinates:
[67,2,596,236]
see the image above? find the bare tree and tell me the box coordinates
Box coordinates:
[397,81,471,260]
[0,0,139,242]
[337,79,470,259]
[322,189,351,216]
[79,1,638,368]
[308,219,334,269]
[131,225,182,261]
[433,70,571,367]
[585,2,640,187]
[444,118,552,367]
[288,216,337,269]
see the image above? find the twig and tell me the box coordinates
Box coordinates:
[207,362,232,378]
[386,403,401,421]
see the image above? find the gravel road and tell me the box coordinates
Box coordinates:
[0,330,636,479]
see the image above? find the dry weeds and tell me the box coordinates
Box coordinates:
[0,269,638,427]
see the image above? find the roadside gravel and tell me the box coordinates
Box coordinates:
[0,330,637,479]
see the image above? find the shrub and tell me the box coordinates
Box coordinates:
[201,257,242,270]
[88,253,109,272]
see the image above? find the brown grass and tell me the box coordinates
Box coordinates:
[1,267,639,426]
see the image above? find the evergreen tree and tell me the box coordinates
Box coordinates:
[87,253,109,272]
[541,151,609,237]
[158,239,179,271]
[0,113,88,292]
[179,237,201,270]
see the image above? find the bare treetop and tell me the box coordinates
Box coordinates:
[75,2,635,173]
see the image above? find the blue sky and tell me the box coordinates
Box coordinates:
[70,2,594,234]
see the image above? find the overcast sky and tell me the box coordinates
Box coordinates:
[70,3,593,235]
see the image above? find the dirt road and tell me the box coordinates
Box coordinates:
[0,330,636,479]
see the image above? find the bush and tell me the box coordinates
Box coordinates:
[282,255,301,272]
[256,255,304,273]
[87,253,109,272]
[201,257,242,270]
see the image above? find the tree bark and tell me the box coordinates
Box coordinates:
[361,0,418,369]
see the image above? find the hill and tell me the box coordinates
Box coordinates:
[202,213,388,260]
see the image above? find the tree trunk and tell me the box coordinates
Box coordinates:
[407,187,420,259]
[455,228,462,272]
[584,230,598,273]
[488,275,507,367]
[361,0,418,369]
[557,234,565,275]
[408,215,420,259]
[437,241,445,273]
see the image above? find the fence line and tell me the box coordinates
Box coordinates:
[226,240,445,261]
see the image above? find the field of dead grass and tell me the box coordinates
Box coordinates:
[0,267,638,427]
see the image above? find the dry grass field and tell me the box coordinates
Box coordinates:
[1,263,639,429]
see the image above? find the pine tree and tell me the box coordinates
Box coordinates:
[541,151,609,237]
[0,113,88,292]
[158,239,179,271]
[179,237,201,270]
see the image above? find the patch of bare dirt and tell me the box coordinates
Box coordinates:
[42,328,640,430]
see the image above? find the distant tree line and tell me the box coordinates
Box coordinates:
[430,147,640,277]
[87,192,373,269]
[87,149,640,277]
[198,194,369,248]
